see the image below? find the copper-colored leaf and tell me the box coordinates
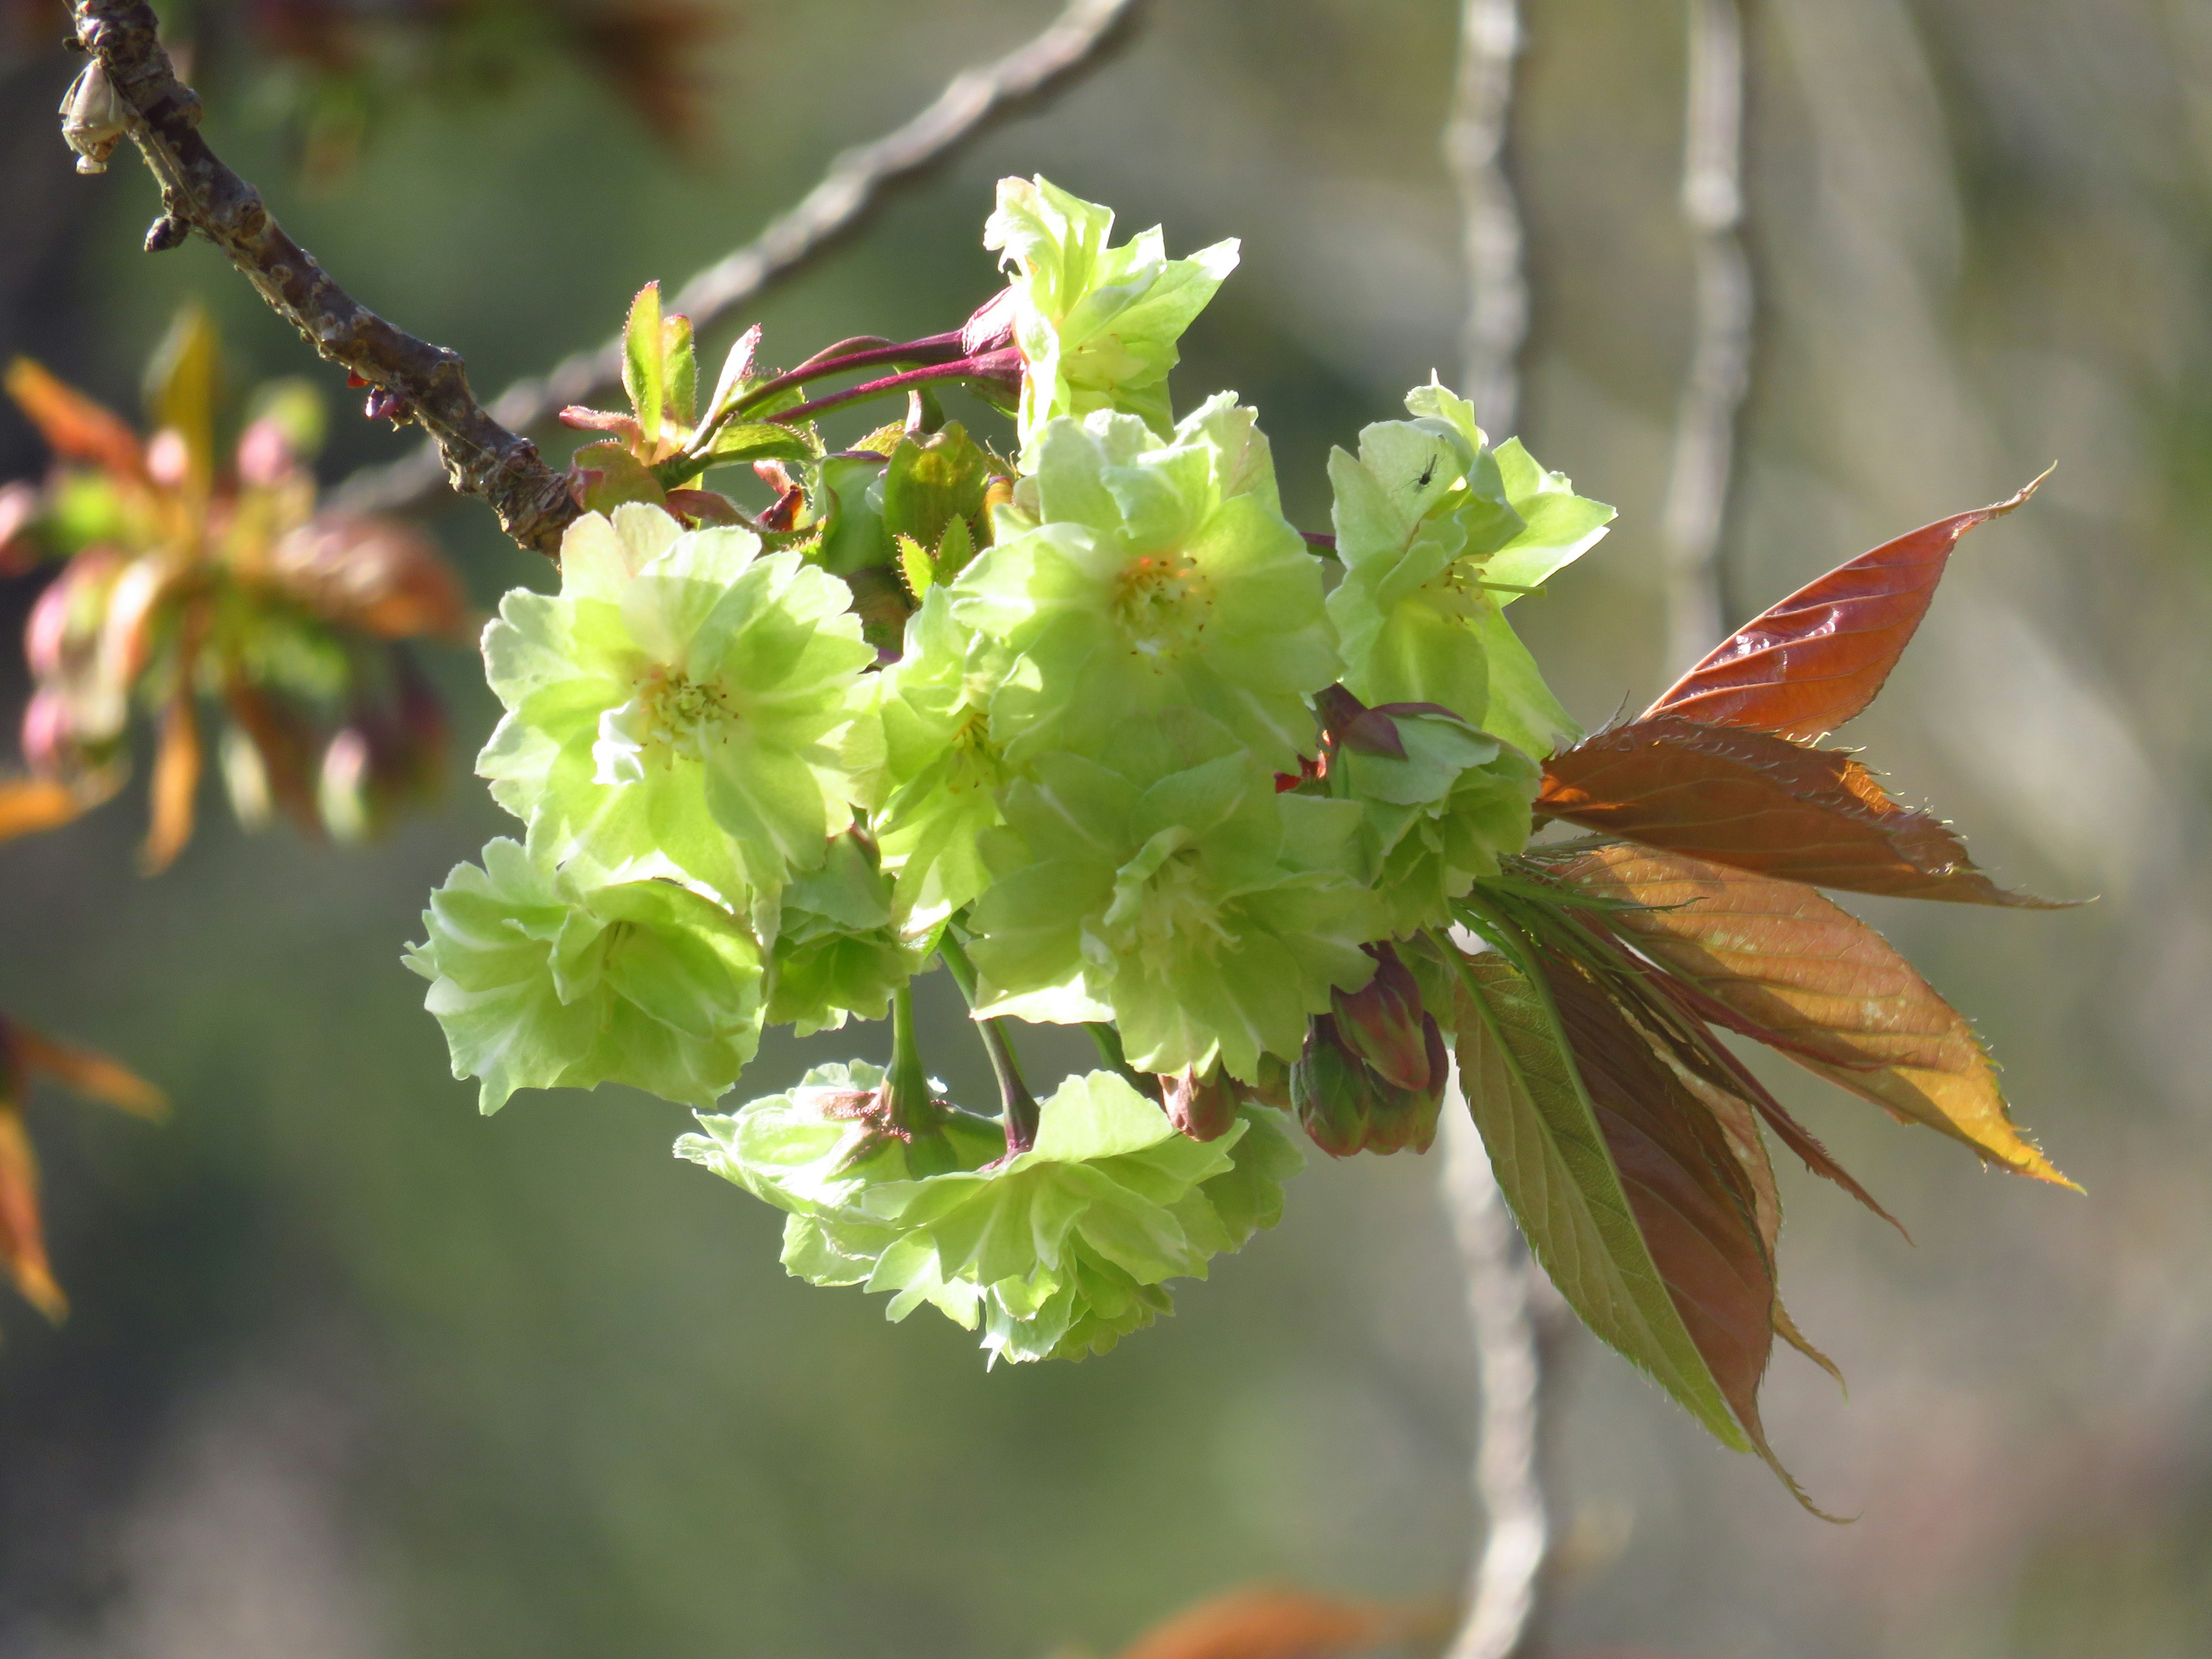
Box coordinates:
[1111,1586,1423,1659]
[567,0,725,150]
[0,776,85,844]
[142,688,202,875]
[8,1024,169,1120]
[1539,715,2054,907]
[1537,953,1803,1490]
[222,680,325,834]
[264,514,472,641]
[1646,476,2046,741]
[3,357,143,481]
[1552,842,2071,1185]
[0,1107,65,1321]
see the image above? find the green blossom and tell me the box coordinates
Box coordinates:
[863,588,1014,935]
[984,175,1240,458]
[1338,710,1540,936]
[965,709,1379,1081]
[952,399,1335,772]
[679,1066,1302,1362]
[1325,380,1610,758]
[406,837,764,1112]
[476,503,875,908]
[763,833,923,1036]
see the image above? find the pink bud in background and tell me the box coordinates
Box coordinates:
[146,429,190,490]
[20,690,69,775]
[235,418,294,488]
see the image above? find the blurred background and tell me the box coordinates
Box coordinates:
[2,1,2210,1654]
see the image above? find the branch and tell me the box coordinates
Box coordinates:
[1440,6,1551,1656]
[1659,0,1753,674]
[335,0,1149,520]
[66,1,578,559]
[1437,1100,1550,1659]
[1442,0,1529,436]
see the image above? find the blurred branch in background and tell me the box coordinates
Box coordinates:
[1439,4,1550,1657]
[1658,0,1752,675]
[335,0,1150,520]
[1438,1103,1549,1659]
[1441,0,1526,437]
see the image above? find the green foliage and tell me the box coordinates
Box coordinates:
[679,1066,1300,1362]
[398,174,2058,1453]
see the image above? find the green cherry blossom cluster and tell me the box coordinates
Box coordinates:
[409,176,1612,1361]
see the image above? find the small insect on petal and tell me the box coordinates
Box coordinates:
[59,62,129,175]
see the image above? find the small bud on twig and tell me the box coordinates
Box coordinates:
[143,213,187,253]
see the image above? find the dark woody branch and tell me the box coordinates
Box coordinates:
[65,0,579,559]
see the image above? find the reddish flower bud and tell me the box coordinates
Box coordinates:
[960,286,1018,358]
[1290,1004,1448,1159]
[1330,944,1434,1092]
[1162,1063,1243,1142]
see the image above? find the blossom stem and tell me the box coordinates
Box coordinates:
[730,332,964,418]
[936,937,1040,1156]
[885,983,941,1136]
[1084,1022,1160,1101]
[766,357,1011,429]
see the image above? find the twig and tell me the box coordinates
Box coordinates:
[1441,0,1528,436]
[1440,5,1551,1656]
[1438,1101,1549,1659]
[66,1,578,558]
[1659,0,1753,674]
[335,0,1149,519]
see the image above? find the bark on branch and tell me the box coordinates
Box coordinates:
[336,0,1149,520]
[66,0,579,558]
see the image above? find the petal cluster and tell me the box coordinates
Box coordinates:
[680,1066,1300,1362]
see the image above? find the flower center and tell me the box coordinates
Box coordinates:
[1102,838,1233,976]
[1112,549,1212,660]
[594,665,736,786]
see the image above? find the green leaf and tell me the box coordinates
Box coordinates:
[704,324,762,426]
[144,301,220,493]
[1450,944,1745,1450]
[813,452,891,576]
[895,533,935,598]
[880,422,992,556]
[661,310,696,432]
[623,282,666,449]
[573,440,668,513]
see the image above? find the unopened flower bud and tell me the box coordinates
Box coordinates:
[1162,1063,1242,1142]
[363,387,410,424]
[144,213,188,254]
[960,286,1018,358]
[1330,943,1435,1093]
